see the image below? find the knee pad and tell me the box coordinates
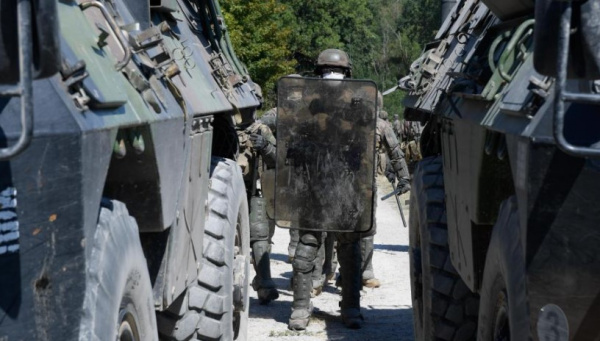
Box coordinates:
[250,221,269,242]
[292,235,320,273]
[300,233,318,246]
[292,257,314,274]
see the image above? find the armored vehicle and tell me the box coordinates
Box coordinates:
[398,0,600,339]
[0,0,260,340]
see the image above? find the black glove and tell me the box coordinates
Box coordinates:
[250,133,267,151]
[397,177,411,194]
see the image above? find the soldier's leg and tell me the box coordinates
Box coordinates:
[361,235,380,288]
[289,230,322,330]
[410,140,422,161]
[377,153,386,176]
[336,232,363,329]
[288,228,299,263]
[362,185,380,288]
[311,233,326,297]
[250,197,279,304]
[324,232,338,282]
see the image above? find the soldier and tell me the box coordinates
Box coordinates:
[284,49,373,330]
[376,109,390,176]
[365,92,411,288]
[261,107,301,265]
[335,92,411,290]
[392,114,402,140]
[400,119,423,172]
[236,107,280,305]
[262,86,328,298]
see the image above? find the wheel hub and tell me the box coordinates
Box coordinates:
[493,290,510,341]
[118,304,140,341]
[233,253,247,312]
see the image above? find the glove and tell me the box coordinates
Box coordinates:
[250,133,267,151]
[397,177,411,194]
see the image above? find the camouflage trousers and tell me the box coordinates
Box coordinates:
[401,140,422,163]
[377,152,387,176]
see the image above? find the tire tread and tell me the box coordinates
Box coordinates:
[410,156,479,341]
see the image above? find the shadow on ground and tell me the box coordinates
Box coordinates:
[374,244,409,253]
[313,306,414,341]
[249,297,291,324]
[250,294,414,340]
[318,306,414,340]
[270,252,292,263]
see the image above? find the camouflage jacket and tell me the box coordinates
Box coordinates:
[237,121,277,178]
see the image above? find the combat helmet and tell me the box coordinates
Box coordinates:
[315,49,352,78]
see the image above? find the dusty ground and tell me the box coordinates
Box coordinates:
[248,176,414,340]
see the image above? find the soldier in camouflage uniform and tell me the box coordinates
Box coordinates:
[399,119,423,172]
[335,92,411,290]
[236,108,280,304]
[392,114,402,140]
[376,109,390,176]
[287,49,372,330]
[262,93,328,299]
[262,107,302,265]
[365,92,411,288]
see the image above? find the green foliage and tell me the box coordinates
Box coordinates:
[220,0,296,107]
[221,0,442,115]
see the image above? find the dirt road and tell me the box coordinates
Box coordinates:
[248,176,414,340]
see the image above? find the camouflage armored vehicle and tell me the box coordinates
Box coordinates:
[396,0,600,339]
[0,0,260,340]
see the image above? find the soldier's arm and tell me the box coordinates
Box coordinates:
[260,108,277,134]
[251,124,277,169]
[381,122,410,181]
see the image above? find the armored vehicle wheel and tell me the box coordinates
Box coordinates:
[157,158,250,341]
[409,156,479,341]
[477,197,528,341]
[79,199,158,341]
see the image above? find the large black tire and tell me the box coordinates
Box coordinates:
[157,158,250,341]
[409,156,479,341]
[476,197,529,341]
[79,199,158,341]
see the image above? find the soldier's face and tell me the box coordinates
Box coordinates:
[322,72,345,80]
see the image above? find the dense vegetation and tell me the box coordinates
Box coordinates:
[221,0,442,115]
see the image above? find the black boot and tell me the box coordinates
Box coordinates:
[337,241,364,329]
[251,240,279,304]
[289,232,321,330]
[250,197,278,304]
[289,270,313,330]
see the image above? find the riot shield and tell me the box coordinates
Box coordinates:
[275,77,377,233]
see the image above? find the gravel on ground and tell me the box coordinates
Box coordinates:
[248,176,414,340]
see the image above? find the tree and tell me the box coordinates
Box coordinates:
[221,0,442,114]
[220,0,296,107]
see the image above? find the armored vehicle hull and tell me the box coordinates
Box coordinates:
[0,0,259,339]
[402,0,600,339]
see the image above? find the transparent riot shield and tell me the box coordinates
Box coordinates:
[275,77,377,233]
